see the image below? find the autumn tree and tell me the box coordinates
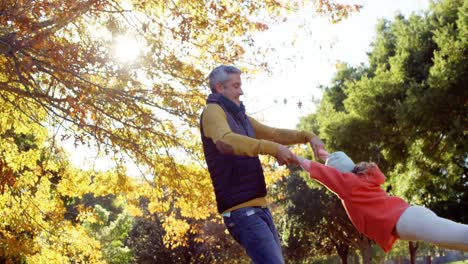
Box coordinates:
[0,102,105,262]
[1,0,361,222]
[126,197,248,264]
[1,0,362,261]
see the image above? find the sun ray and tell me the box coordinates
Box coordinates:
[112,35,140,63]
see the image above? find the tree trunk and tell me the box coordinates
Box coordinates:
[360,247,372,264]
[409,241,419,264]
[336,244,349,264]
[426,255,432,264]
[338,253,348,264]
[399,256,405,264]
[357,236,373,264]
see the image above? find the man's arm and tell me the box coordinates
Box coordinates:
[247,116,314,145]
[202,104,279,157]
[248,116,325,161]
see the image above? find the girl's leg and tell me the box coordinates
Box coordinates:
[395,205,468,252]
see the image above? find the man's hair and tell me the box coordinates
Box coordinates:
[208,65,242,93]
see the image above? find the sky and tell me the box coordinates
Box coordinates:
[243,0,429,129]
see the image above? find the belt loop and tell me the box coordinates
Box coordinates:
[246,209,255,216]
[222,211,231,218]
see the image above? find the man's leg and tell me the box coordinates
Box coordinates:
[223,207,284,264]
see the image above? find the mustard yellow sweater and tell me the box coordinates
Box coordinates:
[202,103,314,212]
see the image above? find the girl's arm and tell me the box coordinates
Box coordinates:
[298,156,353,199]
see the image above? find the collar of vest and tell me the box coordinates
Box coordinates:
[207,93,245,114]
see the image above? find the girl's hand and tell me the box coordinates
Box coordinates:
[296,155,311,171]
[318,149,329,161]
[309,136,325,161]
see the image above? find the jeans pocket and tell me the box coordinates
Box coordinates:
[223,216,236,228]
[244,215,272,243]
[224,216,242,244]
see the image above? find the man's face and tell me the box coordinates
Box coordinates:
[217,73,243,106]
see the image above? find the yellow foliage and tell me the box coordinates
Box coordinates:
[26,224,105,264]
[124,203,143,217]
[0,0,361,257]
[261,156,290,185]
[56,169,92,197]
[0,98,105,262]
[162,214,191,249]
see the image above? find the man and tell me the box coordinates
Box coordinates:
[200,65,324,263]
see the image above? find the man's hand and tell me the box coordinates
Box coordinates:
[275,145,299,166]
[310,135,325,161]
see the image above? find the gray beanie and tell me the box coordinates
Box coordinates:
[325,151,355,173]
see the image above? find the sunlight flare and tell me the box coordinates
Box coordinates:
[112,35,141,63]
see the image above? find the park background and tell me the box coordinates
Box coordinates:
[0,0,466,263]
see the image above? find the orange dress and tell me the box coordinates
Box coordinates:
[308,162,410,252]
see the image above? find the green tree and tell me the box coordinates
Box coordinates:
[76,195,134,264]
[300,0,467,259]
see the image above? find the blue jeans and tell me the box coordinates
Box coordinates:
[223,207,284,264]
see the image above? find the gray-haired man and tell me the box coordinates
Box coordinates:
[199,65,324,263]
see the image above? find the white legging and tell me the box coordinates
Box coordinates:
[395,206,468,251]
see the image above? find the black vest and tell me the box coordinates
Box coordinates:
[200,93,266,213]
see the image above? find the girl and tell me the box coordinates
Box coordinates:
[297,150,468,252]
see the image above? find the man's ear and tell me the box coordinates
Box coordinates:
[214,83,223,93]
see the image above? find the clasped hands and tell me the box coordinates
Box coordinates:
[275,135,328,166]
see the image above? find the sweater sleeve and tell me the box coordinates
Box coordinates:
[201,104,280,157]
[309,162,354,199]
[367,166,386,185]
[247,116,315,145]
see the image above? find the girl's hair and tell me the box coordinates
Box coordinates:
[352,161,377,175]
